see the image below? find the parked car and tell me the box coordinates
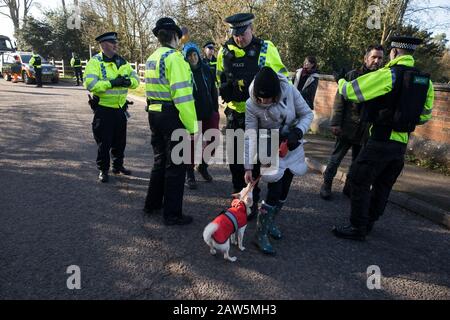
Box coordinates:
[0,51,59,84]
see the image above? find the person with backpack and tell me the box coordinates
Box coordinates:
[332,36,434,241]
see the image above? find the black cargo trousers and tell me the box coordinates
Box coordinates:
[92,105,127,171]
[225,108,261,201]
[349,139,407,228]
[144,103,188,221]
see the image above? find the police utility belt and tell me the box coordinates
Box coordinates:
[146,99,179,115]
[88,94,132,119]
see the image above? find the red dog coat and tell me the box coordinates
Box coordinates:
[212,199,247,244]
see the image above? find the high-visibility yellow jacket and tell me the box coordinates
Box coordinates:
[29,54,42,69]
[216,39,288,113]
[83,53,139,109]
[145,47,198,134]
[338,55,434,144]
[70,57,82,67]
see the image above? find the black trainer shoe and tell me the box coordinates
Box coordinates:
[98,170,109,183]
[112,166,132,175]
[196,164,213,182]
[320,182,332,200]
[164,215,193,226]
[332,225,366,241]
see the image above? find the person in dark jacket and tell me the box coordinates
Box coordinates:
[183,42,220,189]
[320,45,384,200]
[292,56,319,109]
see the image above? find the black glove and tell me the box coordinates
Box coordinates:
[110,76,125,87]
[220,81,234,102]
[122,76,132,87]
[287,128,303,151]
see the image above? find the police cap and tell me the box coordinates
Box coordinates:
[225,13,255,36]
[95,32,118,43]
[390,36,422,51]
[152,17,183,39]
[203,41,215,49]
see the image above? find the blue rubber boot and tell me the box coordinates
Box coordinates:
[254,201,276,255]
[268,199,285,240]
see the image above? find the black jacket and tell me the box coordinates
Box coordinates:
[330,66,371,144]
[191,62,219,120]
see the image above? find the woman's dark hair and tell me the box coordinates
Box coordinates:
[157,29,177,46]
[305,56,317,68]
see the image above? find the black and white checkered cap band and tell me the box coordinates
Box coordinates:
[230,19,254,28]
[391,41,418,50]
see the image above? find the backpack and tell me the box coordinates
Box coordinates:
[389,65,430,132]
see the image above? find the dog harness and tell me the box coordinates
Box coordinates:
[212,199,247,244]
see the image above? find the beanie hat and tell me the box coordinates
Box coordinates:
[253,67,280,98]
[182,42,200,60]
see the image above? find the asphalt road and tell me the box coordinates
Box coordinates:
[1,79,449,300]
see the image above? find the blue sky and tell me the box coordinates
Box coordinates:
[1,0,449,44]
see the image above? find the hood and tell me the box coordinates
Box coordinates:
[249,72,290,108]
[182,42,201,60]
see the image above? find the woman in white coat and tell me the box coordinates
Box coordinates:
[244,67,314,255]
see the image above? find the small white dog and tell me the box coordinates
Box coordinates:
[203,181,257,262]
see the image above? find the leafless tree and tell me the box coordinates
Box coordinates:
[0,0,34,34]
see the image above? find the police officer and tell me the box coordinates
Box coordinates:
[332,36,434,241]
[70,53,83,86]
[202,41,217,77]
[29,51,42,87]
[217,13,289,220]
[143,17,198,226]
[84,32,140,183]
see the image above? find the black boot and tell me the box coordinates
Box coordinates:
[196,163,213,182]
[112,166,132,175]
[332,225,366,241]
[343,179,351,198]
[320,180,332,200]
[185,167,197,189]
[98,170,109,183]
[366,222,375,234]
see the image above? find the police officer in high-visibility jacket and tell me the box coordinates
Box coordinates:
[143,18,198,226]
[84,32,140,183]
[217,13,289,220]
[332,36,434,241]
[29,52,42,87]
[70,53,83,86]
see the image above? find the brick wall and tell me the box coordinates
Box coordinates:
[312,76,450,165]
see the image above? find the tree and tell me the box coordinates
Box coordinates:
[0,0,34,34]
[16,8,88,61]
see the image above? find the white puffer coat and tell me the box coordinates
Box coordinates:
[244,73,314,183]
